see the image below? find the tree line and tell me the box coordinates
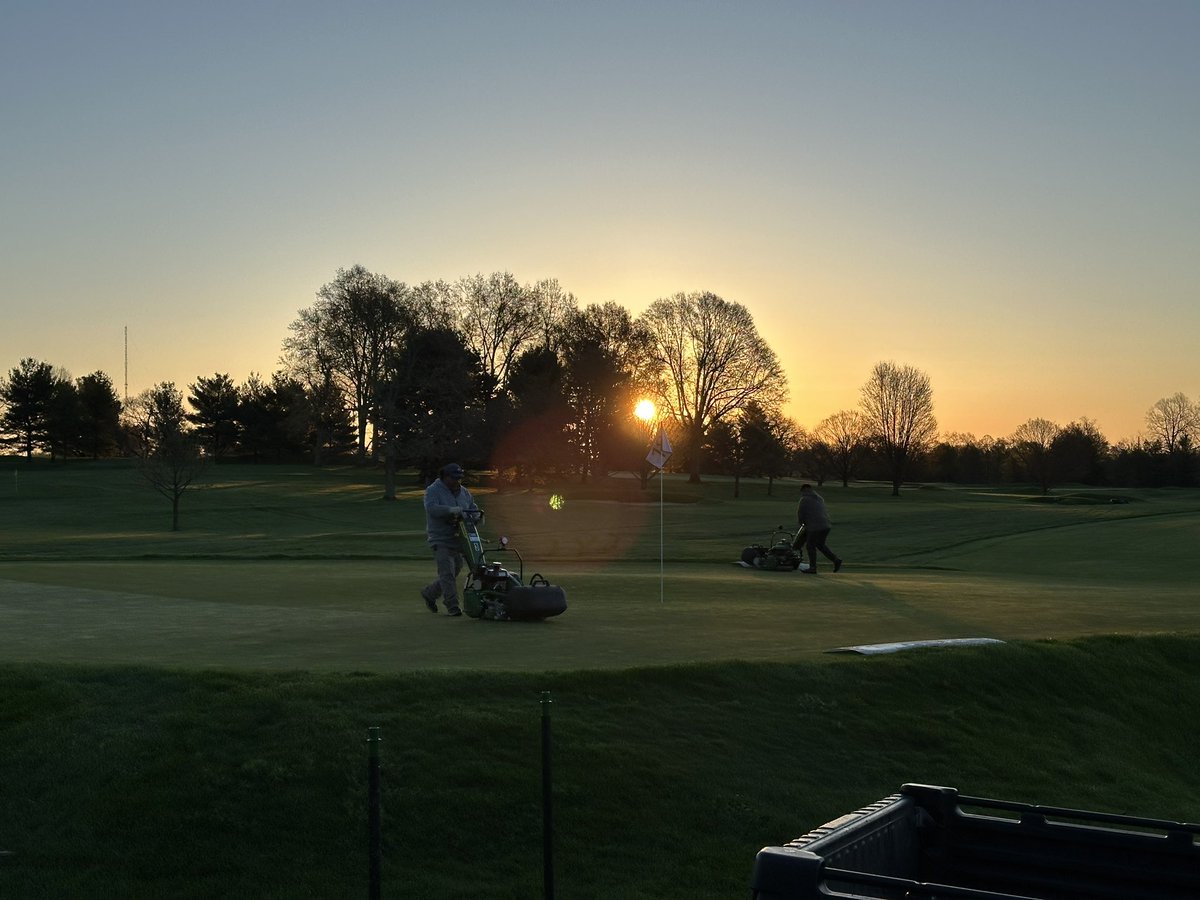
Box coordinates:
[3,265,1198,495]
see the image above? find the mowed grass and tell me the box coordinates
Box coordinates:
[3,462,1200,898]
[3,637,1200,899]
[1,461,1199,670]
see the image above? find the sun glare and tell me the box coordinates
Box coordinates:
[634,399,656,422]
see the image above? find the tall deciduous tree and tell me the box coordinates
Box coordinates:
[639,291,787,483]
[1145,393,1199,453]
[283,264,414,461]
[529,277,578,354]
[859,361,938,496]
[450,271,542,394]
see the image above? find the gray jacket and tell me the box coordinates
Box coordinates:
[423,478,477,546]
[797,491,832,531]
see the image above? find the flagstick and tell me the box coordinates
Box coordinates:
[659,464,664,604]
[643,423,671,606]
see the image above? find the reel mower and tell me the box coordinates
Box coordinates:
[738,524,809,571]
[456,509,567,621]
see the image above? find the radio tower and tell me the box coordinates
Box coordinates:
[124,325,128,404]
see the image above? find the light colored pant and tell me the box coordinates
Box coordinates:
[421,543,464,611]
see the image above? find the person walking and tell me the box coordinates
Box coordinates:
[420,462,478,616]
[796,483,843,575]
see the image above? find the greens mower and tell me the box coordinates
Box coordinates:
[738,524,809,571]
[457,509,567,621]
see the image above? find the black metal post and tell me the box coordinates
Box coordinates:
[541,691,555,900]
[367,726,382,900]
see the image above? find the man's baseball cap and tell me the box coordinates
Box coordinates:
[442,463,465,478]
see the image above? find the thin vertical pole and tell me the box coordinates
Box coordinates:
[541,691,555,900]
[659,467,664,603]
[367,726,382,900]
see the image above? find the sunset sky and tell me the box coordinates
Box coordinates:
[3,1,1196,443]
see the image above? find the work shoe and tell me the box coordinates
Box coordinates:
[422,593,438,613]
[445,606,463,617]
[803,568,818,575]
[834,559,843,573]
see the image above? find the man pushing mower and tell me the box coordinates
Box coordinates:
[418,461,567,621]
[796,484,844,575]
[420,462,478,616]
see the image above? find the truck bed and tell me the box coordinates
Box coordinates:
[751,783,1200,899]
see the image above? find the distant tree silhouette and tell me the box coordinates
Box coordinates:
[1145,393,1199,453]
[559,302,657,482]
[284,265,414,462]
[640,291,787,483]
[1051,418,1109,485]
[75,371,122,459]
[814,409,870,487]
[859,361,937,496]
[739,402,795,495]
[1145,393,1199,485]
[501,345,573,481]
[1,358,56,455]
[1010,417,1061,494]
[137,383,206,531]
[44,368,80,460]
[375,326,487,492]
[187,373,240,459]
[450,271,547,394]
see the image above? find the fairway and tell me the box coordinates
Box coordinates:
[5,463,1200,899]
[3,463,1199,671]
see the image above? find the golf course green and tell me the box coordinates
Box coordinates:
[2,461,1199,898]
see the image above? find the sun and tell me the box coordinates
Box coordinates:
[634,399,656,422]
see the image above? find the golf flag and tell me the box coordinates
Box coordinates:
[646,427,672,470]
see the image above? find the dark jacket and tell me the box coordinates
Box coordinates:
[797,491,831,531]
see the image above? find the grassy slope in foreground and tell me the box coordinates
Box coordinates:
[3,634,1199,899]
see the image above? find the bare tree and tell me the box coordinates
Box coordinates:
[814,409,870,487]
[529,277,578,353]
[450,271,542,394]
[137,383,206,531]
[1010,417,1061,494]
[409,280,456,331]
[640,291,787,483]
[859,361,937,496]
[1145,393,1199,453]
